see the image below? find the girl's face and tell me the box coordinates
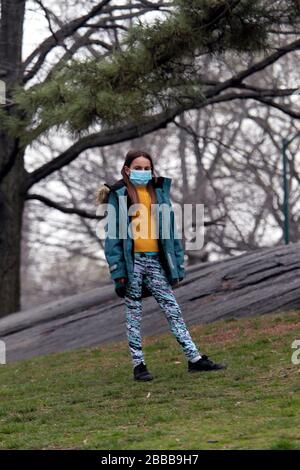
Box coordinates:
[124,156,152,176]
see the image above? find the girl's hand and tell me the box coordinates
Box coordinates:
[171,277,184,287]
[114,277,128,298]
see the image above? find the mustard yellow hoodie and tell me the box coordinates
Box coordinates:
[131,185,159,253]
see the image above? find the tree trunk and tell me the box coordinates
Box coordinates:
[0,0,26,316]
[0,147,25,317]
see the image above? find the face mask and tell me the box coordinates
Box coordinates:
[129,169,152,186]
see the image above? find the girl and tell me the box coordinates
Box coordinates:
[96,149,226,381]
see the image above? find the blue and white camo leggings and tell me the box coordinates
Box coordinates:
[124,252,201,367]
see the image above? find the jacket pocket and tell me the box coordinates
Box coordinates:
[109,263,118,272]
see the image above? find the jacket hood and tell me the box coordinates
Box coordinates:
[95,183,112,206]
[95,176,171,206]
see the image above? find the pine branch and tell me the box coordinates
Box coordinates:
[11,0,300,142]
[22,35,300,191]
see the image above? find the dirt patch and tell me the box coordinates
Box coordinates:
[200,316,300,345]
[202,327,242,344]
[259,320,300,336]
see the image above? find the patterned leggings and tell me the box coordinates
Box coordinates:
[124,252,201,367]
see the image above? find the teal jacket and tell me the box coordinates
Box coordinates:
[97,176,185,298]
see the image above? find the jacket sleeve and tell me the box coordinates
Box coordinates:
[171,206,186,279]
[104,191,127,280]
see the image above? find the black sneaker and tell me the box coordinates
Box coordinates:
[133,362,153,381]
[188,355,226,373]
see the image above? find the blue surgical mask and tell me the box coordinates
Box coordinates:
[129,169,152,186]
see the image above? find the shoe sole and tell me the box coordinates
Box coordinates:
[188,367,226,373]
[134,376,153,381]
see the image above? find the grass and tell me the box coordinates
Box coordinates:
[1,309,300,450]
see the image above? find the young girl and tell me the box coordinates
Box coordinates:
[96,149,226,381]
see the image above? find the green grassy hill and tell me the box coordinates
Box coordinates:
[1,309,300,450]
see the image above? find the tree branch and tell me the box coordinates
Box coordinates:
[23,0,112,83]
[25,193,101,219]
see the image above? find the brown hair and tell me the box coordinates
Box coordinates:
[121,149,158,206]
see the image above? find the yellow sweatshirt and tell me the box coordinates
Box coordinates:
[131,185,159,252]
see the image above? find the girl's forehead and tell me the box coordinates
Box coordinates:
[130,157,151,167]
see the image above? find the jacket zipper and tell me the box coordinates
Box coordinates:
[167,252,175,270]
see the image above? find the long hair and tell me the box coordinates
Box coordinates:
[121,149,159,206]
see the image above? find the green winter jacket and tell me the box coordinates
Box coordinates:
[97,176,185,298]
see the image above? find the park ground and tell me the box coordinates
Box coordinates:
[0,309,300,450]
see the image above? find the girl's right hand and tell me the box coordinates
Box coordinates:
[114,277,128,298]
